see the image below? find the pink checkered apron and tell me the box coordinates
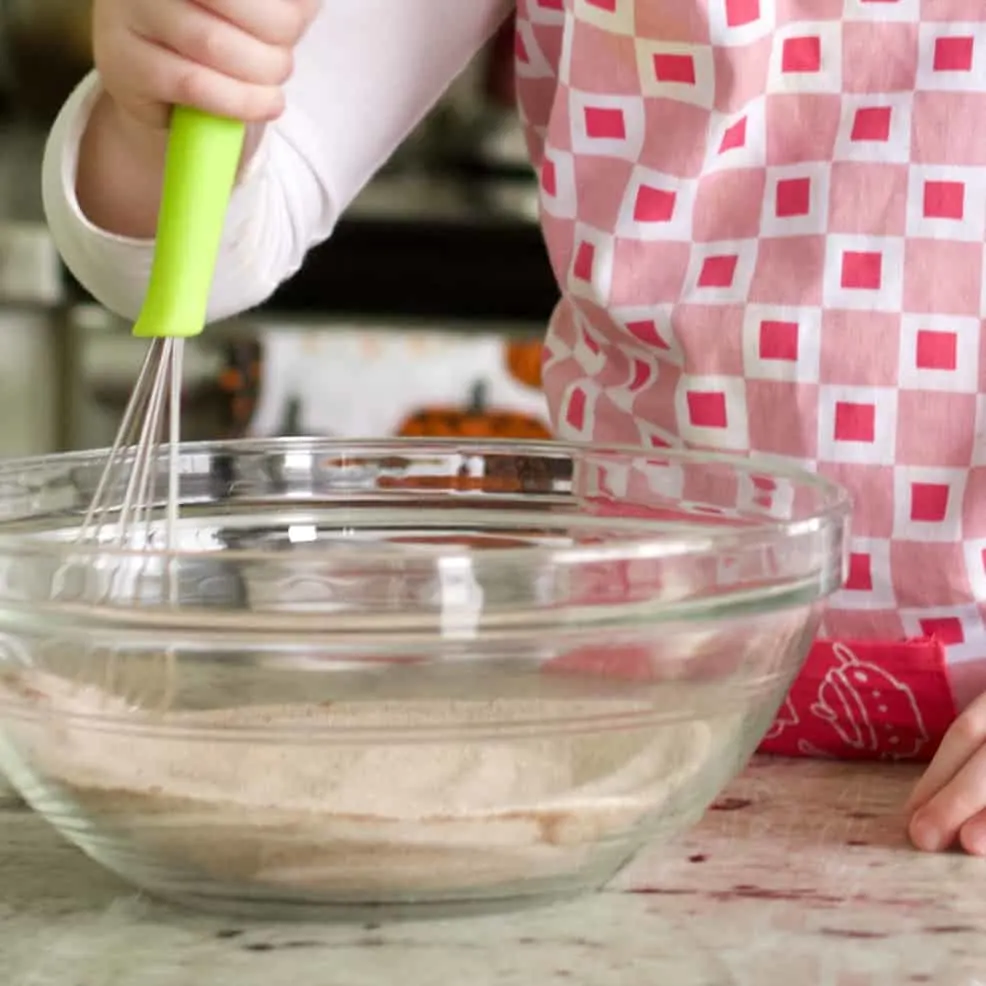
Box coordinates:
[512,0,986,760]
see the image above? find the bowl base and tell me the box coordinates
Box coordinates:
[142,883,599,923]
[67,824,637,923]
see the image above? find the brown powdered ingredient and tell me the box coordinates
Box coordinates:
[0,670,729,896]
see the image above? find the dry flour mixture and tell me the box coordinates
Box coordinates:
[0,669,731,896]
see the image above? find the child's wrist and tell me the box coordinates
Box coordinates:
[94,94,170,169]
[75,93,169,239]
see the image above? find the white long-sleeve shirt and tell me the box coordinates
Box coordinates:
[42,0,512,322]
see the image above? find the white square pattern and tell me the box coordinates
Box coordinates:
[897,314,979,394]
[708,0,778,46]
[742,305,823,383]
[569,90,646,161]
[766,22,844,95]
[615,166,699,241]
[634,40,716,108]
[822,235,905,313]
[915,23,986,92]
[817,385,899,466]
[906,165,986,242]
[760,162,832,238]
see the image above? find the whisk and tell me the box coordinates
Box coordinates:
[64,107,246,705]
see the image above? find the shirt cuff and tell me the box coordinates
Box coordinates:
[42,71,274,323]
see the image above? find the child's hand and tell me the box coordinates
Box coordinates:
[92,0,320,131]
[905,694,986,854]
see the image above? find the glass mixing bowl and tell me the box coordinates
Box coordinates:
[0,438,848,919]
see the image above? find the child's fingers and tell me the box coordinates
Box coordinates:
[124,33,285,123]
[137,0,293,87]
[908,742,986,853]
[903,693,986,814]
[200,0,319,47]
[958,809,986,856]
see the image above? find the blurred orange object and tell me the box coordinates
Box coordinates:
[504,339,544,391]
[397,406,552,440]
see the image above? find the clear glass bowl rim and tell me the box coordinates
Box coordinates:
[0,436,851,568]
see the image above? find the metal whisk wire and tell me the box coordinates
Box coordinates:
[77,338,184,553]
[66,338,185,707]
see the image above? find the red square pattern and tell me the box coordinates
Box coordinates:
[776,177,811,218]
[911,483,950,523]
[841,251,882,290]
[851,107,892,143]
[634,186,676,222]
[720,118,747,154]
[759,320,799,361]
[834,402,876,443]
[687,391,728,428]
[916,330,957,371]
[565,387,587,431]
[586,0,616,9]
[581,326,601,356]
[584,107,626,140]
[781,37,822,74]
[726,0,760,27]
[515,31,529,64]
[654,54,696,85]
[934,37,975,73]
[573,241,595,281]
[920,617,965,645]
[846,552,873,592]
[923,181,965,220]
[626,319,671,350]
[541,160,556,196]
[698,255,738,288]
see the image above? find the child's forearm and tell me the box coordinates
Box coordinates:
[75,92,169,240]
[75,95,264,239]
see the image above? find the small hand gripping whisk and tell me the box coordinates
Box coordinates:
[66,108,245,706]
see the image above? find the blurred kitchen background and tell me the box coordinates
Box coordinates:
[0,1,558,457]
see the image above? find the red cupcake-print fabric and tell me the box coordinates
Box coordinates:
[759,637,956,763]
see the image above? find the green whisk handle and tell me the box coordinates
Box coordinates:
[132,107,247,340]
